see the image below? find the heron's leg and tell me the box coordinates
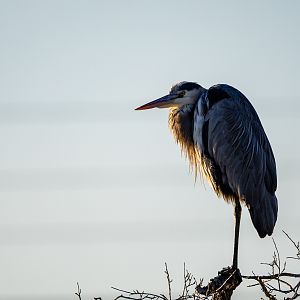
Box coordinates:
[232,199,242,269]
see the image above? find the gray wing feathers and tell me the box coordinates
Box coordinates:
[203,86,278,237]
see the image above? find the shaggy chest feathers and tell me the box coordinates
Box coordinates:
[168,104,201,175]
[168,97,235,202]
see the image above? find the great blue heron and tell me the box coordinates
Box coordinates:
[135,82,278,269]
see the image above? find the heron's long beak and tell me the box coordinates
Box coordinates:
[135,94,178,110]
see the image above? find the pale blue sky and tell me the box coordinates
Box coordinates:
[0,1,299,299]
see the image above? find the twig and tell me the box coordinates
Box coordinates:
[75,282,82,300]
[243,231,300,299]
[242,273,300,280]
[165,263,172,300]
[283,231,300,260]
[111,264,201,300]
[112,286,168,300]
[257,277,277,300]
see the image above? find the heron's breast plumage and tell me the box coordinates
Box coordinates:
[168,105,200,173]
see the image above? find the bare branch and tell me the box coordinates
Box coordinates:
[283,231,300,260]
[242,273,300,280]
[243,231,300,299]
[75,282,82,300]
[257,277,277,300]
[111,264,202,300]
[75,231,299,300]
[165,262,172,300]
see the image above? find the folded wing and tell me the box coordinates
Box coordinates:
[195,84,278,237]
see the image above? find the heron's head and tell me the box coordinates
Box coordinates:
[135,81,204,110]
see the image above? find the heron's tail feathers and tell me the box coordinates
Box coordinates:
[249,194,278,238]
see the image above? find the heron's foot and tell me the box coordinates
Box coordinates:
[195,266,242,300]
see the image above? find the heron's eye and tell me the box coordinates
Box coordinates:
[178,91,185,98]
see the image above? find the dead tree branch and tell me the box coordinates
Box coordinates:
[111,263,200,300]
[75,231,299,300]
[242,231,300,300]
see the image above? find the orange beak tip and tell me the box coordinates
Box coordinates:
[135,106,144,111]
[135,104,153,110]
